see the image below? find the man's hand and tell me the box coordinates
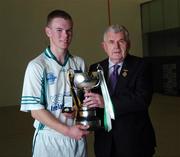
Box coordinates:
[83,92,104,108]
[66,124,89,140]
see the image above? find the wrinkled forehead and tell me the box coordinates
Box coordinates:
[104,31,126,41]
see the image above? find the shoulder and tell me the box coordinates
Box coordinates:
[125,54,142,62]
[26,53,46,74]
[125,54,152,74]
[70,55,85,63]
[89,58,108,71]
[69,54,86,72]
[124,54,147,67]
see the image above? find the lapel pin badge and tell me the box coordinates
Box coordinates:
[122,69,128,77]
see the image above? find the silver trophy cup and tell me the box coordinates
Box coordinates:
[70,71,101,131]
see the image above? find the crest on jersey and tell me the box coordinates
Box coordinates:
[47,73,57,85]
[50,94,63,111]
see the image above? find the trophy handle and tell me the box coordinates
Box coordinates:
[68,70,81,109]
[62,69,82,116]
[94,79,101,88]
[88,71,101,89]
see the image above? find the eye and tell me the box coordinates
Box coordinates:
[66,29,73,34]
[119,40,126,44]
[108,40,114,44]
[57,29,63,32]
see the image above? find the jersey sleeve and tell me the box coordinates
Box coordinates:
[20,61,45,112]
[74,56,87,72]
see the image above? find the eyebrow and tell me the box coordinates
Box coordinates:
[55,27,72,31]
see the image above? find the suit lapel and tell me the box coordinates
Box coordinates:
[99,59,109,81]
[116,55,132,89]
[98,56,133,92]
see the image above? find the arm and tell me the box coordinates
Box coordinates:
[21,61,89,139]
[31,109,89,140]
[83,62,105,117]
[84,58,153,117]
[112,60,153,116]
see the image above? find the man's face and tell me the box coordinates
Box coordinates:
[45,17,73,51]
[102,31,129,64]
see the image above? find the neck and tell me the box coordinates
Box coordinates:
[50,46,67,64]
[109,59,122,65]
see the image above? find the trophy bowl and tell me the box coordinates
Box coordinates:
[73,72,99,89]
[73,72,101,131]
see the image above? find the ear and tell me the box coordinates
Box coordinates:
[45,27,51,37]
[101,41,108,53]
[101,42,105,50]
[127,41,131,52]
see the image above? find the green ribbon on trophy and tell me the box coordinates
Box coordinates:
[97,66,115,132]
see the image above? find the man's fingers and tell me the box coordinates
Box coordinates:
[78,124,89,130]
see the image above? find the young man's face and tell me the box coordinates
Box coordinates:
[45,17,73,51]
[102,31,129,64]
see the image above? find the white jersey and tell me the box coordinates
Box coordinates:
[20,47,86,129]
[20,48,88,157]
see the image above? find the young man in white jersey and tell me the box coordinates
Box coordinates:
[20,9,89,157]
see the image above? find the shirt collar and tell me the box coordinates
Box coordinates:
[108,59,123,69]
[44,46,71,66]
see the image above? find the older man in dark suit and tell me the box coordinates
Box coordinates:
[84,25,156,157]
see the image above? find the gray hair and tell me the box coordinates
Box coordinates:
[103,24,130,43]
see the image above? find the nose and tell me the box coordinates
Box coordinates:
[62,30,68,37]
[114,42,120,48]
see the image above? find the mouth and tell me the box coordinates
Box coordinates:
[113,48,125,54]
[113,51,121,54]
[60,40,69,44]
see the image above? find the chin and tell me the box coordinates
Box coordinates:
[61,44,69,49]
[113,54,122,59]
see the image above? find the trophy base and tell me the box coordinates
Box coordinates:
[76,117,101,131]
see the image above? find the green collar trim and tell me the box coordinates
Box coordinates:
[44,46,71,66]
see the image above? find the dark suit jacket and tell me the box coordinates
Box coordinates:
[89,54,156,157]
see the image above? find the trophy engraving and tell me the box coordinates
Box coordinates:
[67,70,101,131]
